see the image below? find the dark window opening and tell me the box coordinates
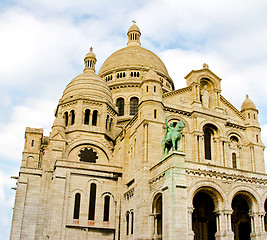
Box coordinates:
[154,86,156,92]
[232,153,237,168]
[31,140,34,147]
[146,86,148,92]
[92,110,98,126]
[73,193,81,219]
[103,195,110,222]
[70,110,75,125]
[109,118,113,131]
[84,109,90,125]
[64,112,68,127]
[88,183,97,220]
[256,135,259,143]
[154,109,157,119]
[131,212,134,234]
[130,97,139,115]
[126,212,130,235]
[106,115,109,129]
[204,130,212,160]
[79,147,98,163]
[116,98,125,116]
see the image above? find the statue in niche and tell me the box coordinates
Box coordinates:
[229,138,238,150]
[162,117,185,157]
[200,84,210,108]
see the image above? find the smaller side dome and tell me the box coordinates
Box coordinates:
[84,47,97,72]
[241,94,257,111]
[127,20,141,47]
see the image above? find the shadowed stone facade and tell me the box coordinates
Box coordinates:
[10,22,267,240]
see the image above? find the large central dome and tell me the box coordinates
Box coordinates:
[98,22,173,91]
[99,45,170,77]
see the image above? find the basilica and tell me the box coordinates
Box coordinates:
[10,22,267,240]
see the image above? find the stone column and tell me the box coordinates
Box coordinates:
[250,212,267,240]
[188,207,195,240]
[224,210,234,240]
[199,135,205,162]
[214,211,224,240]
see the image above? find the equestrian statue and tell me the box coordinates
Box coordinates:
[161,117,185,157]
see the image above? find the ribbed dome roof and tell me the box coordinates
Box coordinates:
[241,94,256,111]
[98,45,170,77]
[61,70,113,104]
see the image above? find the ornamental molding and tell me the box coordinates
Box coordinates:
[124,188,134,200]
[163,86,192,99]
[186,168,267,185]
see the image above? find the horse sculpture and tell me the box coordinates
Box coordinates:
[162,117,185,157]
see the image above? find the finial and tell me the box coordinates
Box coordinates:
[90,46,93,52]
[132,20,136,25]
[203,63,209,69]
[246,94,249,98]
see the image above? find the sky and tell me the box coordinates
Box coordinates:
[1,0,267,238]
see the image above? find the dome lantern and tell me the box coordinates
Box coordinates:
[84,47,97,72]
[127,20,141,46]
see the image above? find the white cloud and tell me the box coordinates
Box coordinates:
[0,97,55,161]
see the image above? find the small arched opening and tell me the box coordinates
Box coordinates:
[152,193,162,239]
[84,109,90,125]
[192,191,217,240]
[116,98,125,116]
[130,97,139,115]
[231,193,251,240]
[92,110,98,126]
[64,112,68,127]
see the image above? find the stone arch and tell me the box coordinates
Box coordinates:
[227,186,260,212]
[188,180,226,211]
[197,74,220,90]
[199,120,222,136]
[191,185,224,240]
[226,130,245,144]
[65,140,112,162]
[151,192,163,238]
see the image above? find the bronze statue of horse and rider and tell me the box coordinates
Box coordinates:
[162,117,185,157]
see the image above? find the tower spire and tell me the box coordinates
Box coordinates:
[84,47,97,72]
[127,20,141,46]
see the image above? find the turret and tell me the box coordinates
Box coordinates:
[84,47,97,72]
[22,127,43,168]
[241,94,265,172]
[241,94,259,126]
[139,68,163,121]
[127,20,141,46]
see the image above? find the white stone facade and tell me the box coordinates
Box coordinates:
[10,23,267,240]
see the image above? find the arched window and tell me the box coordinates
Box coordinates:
[73,193,81,220]
[232,153,237,168]
[64,112,68,126]
[103,195,110,222]
[84,109,90,125]
[116,98,125,116]
[106,115,109,129]
[88,183,97,220]
[92,110,98,126]
[70,110,75,125]
[204,129,212,160]
[126,211,130,235]
[131,211,134,234]
[153,194,162,237]
[130,97,139,115]
[109,118,113,131]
